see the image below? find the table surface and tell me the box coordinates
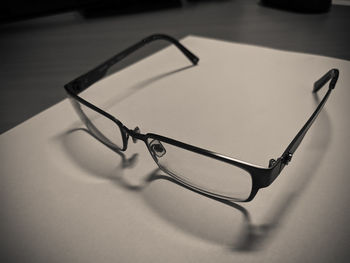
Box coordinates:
[0,0,349,134]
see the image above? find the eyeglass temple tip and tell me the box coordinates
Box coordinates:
[313,68,339,93]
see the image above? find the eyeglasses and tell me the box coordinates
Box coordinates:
[64,34,339,202]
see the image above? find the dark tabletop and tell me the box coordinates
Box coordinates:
[0,0,349,134]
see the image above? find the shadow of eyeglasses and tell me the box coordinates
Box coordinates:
[60,69,331,251]
[101,64,195,112]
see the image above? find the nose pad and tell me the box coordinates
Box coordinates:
[149,139,166,158]
[132,126,140,143]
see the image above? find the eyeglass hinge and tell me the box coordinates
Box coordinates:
[269,152,293,168]
[282,152,293,165]
[269,158,277,168]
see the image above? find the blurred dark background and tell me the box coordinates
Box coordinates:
[0,0,349,134]
[0,0,335,23]
[0,0,183,23]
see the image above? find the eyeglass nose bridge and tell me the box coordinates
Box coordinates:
[124,126,148,148]
[124,126,166,158]
[131,126,140,143]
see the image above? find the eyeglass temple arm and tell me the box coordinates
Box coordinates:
[269,68,339,174]
[65,34,199,94]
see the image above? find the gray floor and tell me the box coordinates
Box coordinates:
[1,0,349,134]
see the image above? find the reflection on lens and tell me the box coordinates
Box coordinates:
[147,138,252,201]
[70,98,124,149]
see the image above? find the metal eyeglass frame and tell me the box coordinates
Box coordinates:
[64,34,339,202]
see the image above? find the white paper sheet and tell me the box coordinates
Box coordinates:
[1,36,349,262]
